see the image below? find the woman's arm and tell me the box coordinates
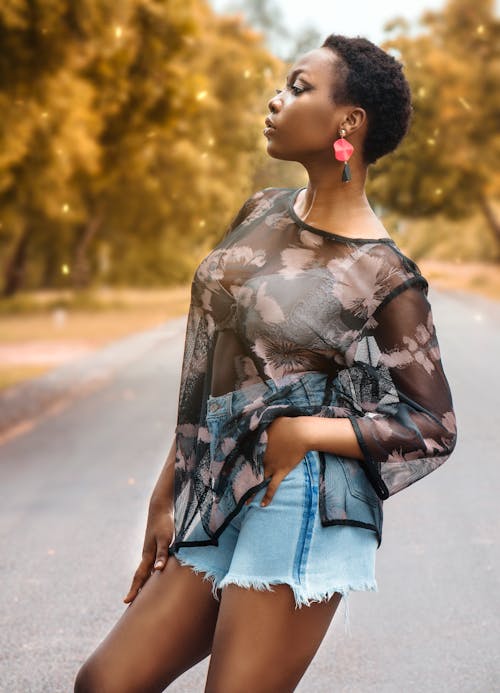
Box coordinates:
[346,285,457,497]
[150,438,176,509]
[260,286,457,506]
[123,439,177,603]
[295,416,363,458]
[258,416,363,507]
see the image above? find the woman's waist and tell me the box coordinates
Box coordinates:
[206,370,338,421]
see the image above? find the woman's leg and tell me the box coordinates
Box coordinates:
[74,556,220,693]
[204,583,342,693]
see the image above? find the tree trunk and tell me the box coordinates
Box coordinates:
[478,193,500,260]
[72,214,103,288]
[2,227,31,297]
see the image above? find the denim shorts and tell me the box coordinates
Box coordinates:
[173,392,378,630]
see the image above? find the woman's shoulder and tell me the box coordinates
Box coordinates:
[246,186,292,206]
[379,240,426,279]
[226,187,291,235]
[363,240,429,304]
[253,186,294,195]
[336,233,426,290]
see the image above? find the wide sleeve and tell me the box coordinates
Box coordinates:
[346,285,458,499]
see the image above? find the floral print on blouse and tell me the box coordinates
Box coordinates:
[171,187,457,551]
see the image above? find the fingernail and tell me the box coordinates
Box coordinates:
[154,561,163,569]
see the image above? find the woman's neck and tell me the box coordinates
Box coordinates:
[294,159,386,236]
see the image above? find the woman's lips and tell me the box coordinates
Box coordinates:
[263,118,277,137]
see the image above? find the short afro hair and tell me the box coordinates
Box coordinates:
[321,34,413,165]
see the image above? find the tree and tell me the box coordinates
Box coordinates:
[367,0,500,259]
[0,1,102,294]
[0,0,286,294]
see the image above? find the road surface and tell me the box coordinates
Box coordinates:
[0,291,499,692]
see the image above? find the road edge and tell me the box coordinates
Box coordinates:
[0,316,187,443]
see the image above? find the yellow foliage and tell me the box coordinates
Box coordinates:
[369,0,500,260]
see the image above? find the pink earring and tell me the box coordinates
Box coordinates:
[333,128,354,182]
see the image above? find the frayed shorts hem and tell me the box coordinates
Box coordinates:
[173,552,377,634]
[218,573,378,609]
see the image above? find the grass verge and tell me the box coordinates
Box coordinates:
[0,286,190,390]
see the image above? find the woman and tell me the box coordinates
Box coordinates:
[75,34,457,692]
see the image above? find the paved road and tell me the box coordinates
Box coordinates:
[0,291,499,693]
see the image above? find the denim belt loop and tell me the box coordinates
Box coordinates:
[206,392,232,418]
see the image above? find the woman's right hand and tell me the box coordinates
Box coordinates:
[123,498,175,604]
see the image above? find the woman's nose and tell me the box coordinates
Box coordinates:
[267,93,282,113]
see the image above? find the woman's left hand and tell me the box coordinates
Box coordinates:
[248,416,311,507]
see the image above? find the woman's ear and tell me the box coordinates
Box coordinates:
[341,107,367,137]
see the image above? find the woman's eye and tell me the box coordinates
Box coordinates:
[275,85,305,96]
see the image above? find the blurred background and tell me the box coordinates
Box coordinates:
[1,4,500,691]
[0,0,499,385]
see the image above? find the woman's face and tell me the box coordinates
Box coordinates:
[264,47,350,163]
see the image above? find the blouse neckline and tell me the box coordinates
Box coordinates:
[287,187,395,244]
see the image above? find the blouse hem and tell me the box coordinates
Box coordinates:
[168,518,381,555]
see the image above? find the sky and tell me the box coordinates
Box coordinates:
[209,0,446,45]
[209,0,500,50]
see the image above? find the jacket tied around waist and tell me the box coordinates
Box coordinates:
[172,365,456,554]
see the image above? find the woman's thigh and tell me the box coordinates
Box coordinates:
[205,582,341,693]
[74,556,220,693]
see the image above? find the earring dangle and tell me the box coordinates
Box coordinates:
[333,128,354,182]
